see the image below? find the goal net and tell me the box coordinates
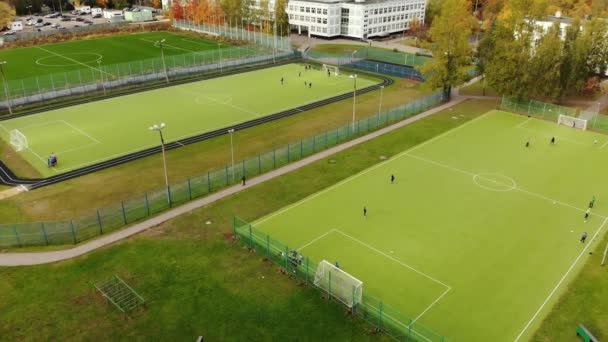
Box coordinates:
[314,260,363,308]
[9,129,28,152]
[322,64,340,76]
[558,114,587,130]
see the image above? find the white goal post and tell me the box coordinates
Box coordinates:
[322,64,340,76]
[558,114,587,130]
[314,260,363,308]
[9,129,28,152]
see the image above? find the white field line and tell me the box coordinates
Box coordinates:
[61,120,100,143]
[297,228,337,251]
[514,217,608,341]
[334,229,450,289]
[517,126,590,147]
[412,287,451,324]
[405,153,607,219]
[516,117,532,128]
[601,140,608,149]
[180,37,218,47]
[0,123,9,133]
[55,141,100,155]
[35,46,113,77]
[255,112,494,226]
[25,146,58,173]
[139,38,205,55]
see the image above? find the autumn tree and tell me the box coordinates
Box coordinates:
[418,0,475,100]
[408,17,422,46]
[0,2,15,29]
[274,0,289,36]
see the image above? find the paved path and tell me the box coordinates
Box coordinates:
[291,33,427,54]
[0,96,473,266]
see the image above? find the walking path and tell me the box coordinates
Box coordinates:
[291,34,427,55]
[0,96,473,266]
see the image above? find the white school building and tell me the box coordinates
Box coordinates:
[286,0,426,39]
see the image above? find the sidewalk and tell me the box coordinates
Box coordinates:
[0,96,472,266]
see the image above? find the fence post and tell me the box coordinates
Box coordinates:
[144,192,150,216]
[266,234,270,258]
[329,270,332,297]
[70,220,77,244]
[284,245,289,269]
[188,178,193,200]
[287,144,290,162]
[242,160,245,178]
[121,201,128,224]
[273,148,276,168]
[378,302,383,331]
[41,222,48,245]
[207,171,212,192]
[258,155,261,174]
[312,135,316,152]
[225,166,229,185]
[232,216,237,236]
[300,140,303,158]
[13,225,21,248]
[97,209,103,234]
[306,257,309,285]
[248,224,253,249]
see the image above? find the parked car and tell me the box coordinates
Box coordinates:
[61,17,71,21]
[3,30,16,35]
[43,22,52,26]
[76,17,85,21]
[50,23,60,28]
[37,18,44,23]
[71,10,80,15]
[35,22,44,27]
[83,19,93,24]
[92,14,102,18]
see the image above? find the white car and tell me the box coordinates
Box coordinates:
[3,30,16,35]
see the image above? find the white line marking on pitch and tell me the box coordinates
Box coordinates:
[334,229,451,289]
[405,153,607,219]
[516,117,532,129]
[514,217,608,341]
[297,228,336,251]
[601,140,608,149]
[412,287,451,324]
[35,46,113,77]
[60,120,100,143]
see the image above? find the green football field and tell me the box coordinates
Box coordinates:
[0,63,378,176]
[0,31,252,97]
[255,110,608,341]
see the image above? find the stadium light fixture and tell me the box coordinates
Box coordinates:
[149,122,171,205]
[349,74,358,131]
[96,60,106,96]
[0,61,12,115]
[156,39,169,84]
[228,129,235,182]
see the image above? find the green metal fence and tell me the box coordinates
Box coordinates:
[307,47,431,67]
[232,216,449,342]
[500,96,577,121]
[0,91,444,248]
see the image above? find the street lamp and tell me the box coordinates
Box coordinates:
[96,60,106,96]
[156,39,169,84]
[351,50,357,63]
[149,123,171,205]
[378,85,384,115]
[228,128,235,182]
[0,61,12,115]
[349,74,358,131]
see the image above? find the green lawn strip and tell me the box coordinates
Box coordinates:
[0,100,495,340]
[531,232,608,341]
[459,78,499,97]
[0,78,427,222]
[309,44,430,66]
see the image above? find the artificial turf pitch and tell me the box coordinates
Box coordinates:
[255,110,608,341]
[0,63,378,176]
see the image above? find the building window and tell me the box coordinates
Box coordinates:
[323,18,327,24]
[300,6,304,12]
[306,7,310,12]
[323,9,327,14]
[323,27,327,33]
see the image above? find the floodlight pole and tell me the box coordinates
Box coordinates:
[157,39,169,84]
[149,123,171,205]
[378,85,384,115]
[228,129,235,182]
[26,5,32,16]
[350,74,358,131]
[0,62,12,115]
[96,60,106,96]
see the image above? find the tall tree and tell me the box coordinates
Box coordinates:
[418,0,475,100]
[581,18,608,77]
[527,22,563,99]
[559,19,588,98]
[274,0,288,36]
[0,2,15,29]
[409,17,422,46]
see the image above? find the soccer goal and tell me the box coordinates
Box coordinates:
[558,114,587,130]
[9,129,28,152]
[322,64,340,76]
[314,260,363,308]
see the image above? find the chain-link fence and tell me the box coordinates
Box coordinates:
[500,96,577,122]
[306,46,430,67]
[347,59,424,81]
[1,22,130,43]
[0,91,444,248]
[173,19,292,53]
[233,216,449,342]
[0,36,293,111]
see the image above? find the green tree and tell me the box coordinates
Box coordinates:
[418,0,475,100]
[559,19,589,98]
[527,22,562,99]
[0,2,15,28]
[274,0,288,36]
[581,18,608,77]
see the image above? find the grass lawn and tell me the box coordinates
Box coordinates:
[309,44,430,66]
[0,63,379,177]
[0,77,427,224]
[0,99,496,340]
[459,78,500,97]
[254,110,608,340]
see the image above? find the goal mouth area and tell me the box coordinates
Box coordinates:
[9,129,28,152]
[314,259,363,308]
[558,114,587,130]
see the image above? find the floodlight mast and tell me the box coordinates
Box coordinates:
[0,61,12,115]
[228,129,235,182]
[156,39,169,84]
[149,123,171,205]
[349,74,357,131]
